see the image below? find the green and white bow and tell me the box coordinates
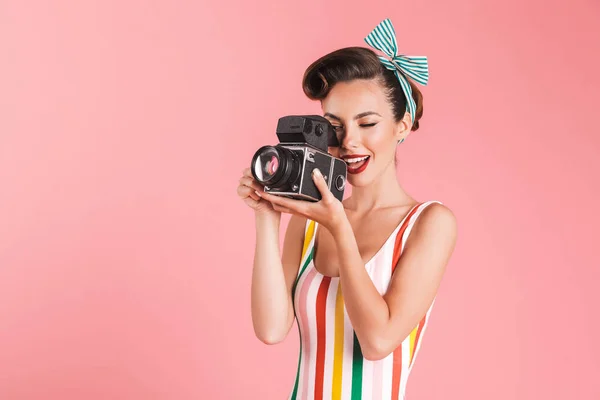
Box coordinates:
[364,18,429,125]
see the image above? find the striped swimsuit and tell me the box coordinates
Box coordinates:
[288,201,442,400]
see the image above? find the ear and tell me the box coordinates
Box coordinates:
[394,110,413,142]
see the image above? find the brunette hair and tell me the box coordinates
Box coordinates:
[302,47,423,131]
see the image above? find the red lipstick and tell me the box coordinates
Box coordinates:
[342,154,371,175]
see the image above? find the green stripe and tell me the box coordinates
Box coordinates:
[351,333,364,398]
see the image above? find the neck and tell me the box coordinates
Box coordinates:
[343,159,412,214]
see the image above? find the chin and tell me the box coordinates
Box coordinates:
[346,171,374,188]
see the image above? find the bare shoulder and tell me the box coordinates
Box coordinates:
[405,202,457,252]
[420,202,457,233]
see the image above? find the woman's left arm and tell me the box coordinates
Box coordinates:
[331,202,457,361]
[257,168,458,361]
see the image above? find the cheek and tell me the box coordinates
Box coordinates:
[364,128,397,156]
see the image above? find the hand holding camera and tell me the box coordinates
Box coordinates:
[250,115,347,202]
[240,115,349,233]
[237,167,280,217]
[256,166,348,234]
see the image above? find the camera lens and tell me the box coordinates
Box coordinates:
[251,145,300,188]
[254,147,279,181]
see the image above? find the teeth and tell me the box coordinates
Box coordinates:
[346,156,369,164]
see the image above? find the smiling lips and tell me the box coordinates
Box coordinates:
[342,154,371,174]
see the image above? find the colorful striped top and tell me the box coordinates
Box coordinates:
[288,200,442,400]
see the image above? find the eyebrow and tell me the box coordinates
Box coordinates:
[324,111,382,121]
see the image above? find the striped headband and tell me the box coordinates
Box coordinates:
[364,18,429,126]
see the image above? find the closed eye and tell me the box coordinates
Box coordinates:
[333,123,377,131]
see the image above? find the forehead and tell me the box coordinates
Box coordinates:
[321,79,390,117]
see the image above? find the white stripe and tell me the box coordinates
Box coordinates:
[379,235,396,293]
[381,353,394,399]
[361,356,374,398]
[371,236,387,293]
[293,267,313,400]
[293,269,310,399]
[305,272,323,398]
[370,237,391,399]
[399,338,411,397]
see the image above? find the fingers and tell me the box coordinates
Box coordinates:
[243,196,260,208]
[272,204,293,214]
[239,168,276,212]
[311,168,334,204]
[237,174,262,201]
[248,189,260,201]
[237,183,260,201]
[239,175,264,193]
[243,167,254,178]
[258,191,306,215]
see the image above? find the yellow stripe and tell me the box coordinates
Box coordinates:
[409,325,418,361]
[301,220,316,260]
[331,285,344,400]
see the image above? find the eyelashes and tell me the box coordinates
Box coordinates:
[333,123,378,131]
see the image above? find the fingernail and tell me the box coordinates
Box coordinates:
[255,190,262,197]
[313,168,322,177]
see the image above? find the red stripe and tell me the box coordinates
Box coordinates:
[314,276,331,400]
[410,316,427,367]
[391,345,402,399]
[391,203,423,395]
[391,203,422,272]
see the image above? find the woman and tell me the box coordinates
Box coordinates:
[237,19,457,400]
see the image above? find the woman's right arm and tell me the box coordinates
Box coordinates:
[237,167,306,344]
[250,212,305,344]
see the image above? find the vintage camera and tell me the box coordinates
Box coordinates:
[250,115,347,202]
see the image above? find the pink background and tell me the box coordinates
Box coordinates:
[1,0,599,399]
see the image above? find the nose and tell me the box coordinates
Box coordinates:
[340,125,360,150]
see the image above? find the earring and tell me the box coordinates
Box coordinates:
[398,138,405,144]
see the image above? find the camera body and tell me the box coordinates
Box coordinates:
[251,115,347,203]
